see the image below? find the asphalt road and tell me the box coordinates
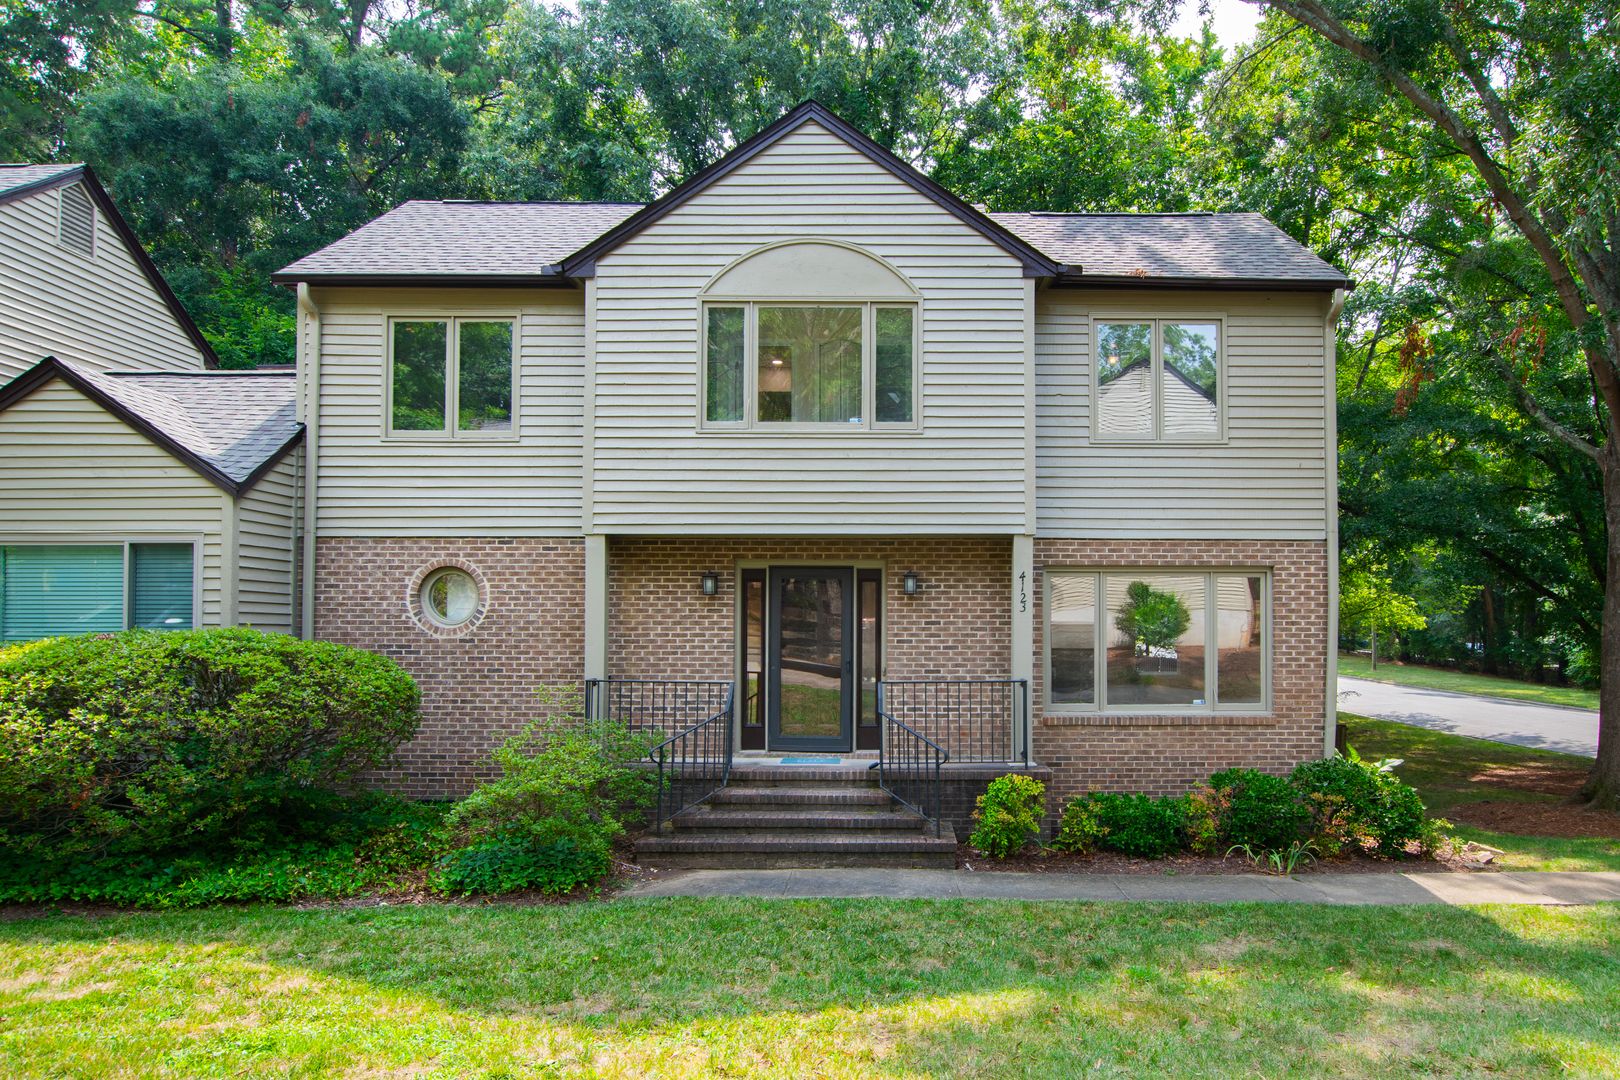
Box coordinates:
[1338,676,1598,758]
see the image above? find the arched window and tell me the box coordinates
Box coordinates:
[699,241,920,429]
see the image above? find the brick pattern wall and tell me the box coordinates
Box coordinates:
[608,537,1013,680]
[315,537,585,796]
[1032,539,1329,808]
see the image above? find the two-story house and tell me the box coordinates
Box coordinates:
[0,165,303,642]
[268,102,1346,858]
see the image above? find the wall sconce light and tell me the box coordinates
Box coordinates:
[700,571,720,597]
[902,571,921,596]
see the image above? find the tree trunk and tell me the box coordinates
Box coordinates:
[1583,457,1620,808]
[1370,629,1378,671]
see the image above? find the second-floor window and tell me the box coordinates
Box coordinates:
[1095,318,1222,440]
[388,317,515,437]
[703,302,917,428]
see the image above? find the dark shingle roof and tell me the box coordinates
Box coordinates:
[273,201,643,283]
[0,357,301,491]
[0,163,82,200]
[990,211,1348,287]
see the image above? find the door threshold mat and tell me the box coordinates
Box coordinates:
[777,756,851,765]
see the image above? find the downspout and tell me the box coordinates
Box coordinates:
[297,283,321,639]
[1324,287,1347,756]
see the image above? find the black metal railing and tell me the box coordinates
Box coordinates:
[875,683,947,836]
[875,678,1031,764]
[585,677,735,829]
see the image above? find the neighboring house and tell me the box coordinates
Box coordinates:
[0,358,302,641]
[0,164,218,382]
[270,100,1347,850]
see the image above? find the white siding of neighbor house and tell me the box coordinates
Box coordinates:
[589,120,1031,534]
[0,378,225,622]
[307,287,585,536]
[0,186,210,383]
[1036,289,1332,540]
[233,447,300,633]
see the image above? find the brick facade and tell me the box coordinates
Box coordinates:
[315,537,586,796]
[314,534,1328,808]
[1032,539,1329,809]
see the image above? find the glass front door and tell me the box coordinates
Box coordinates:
[767,567,854,752]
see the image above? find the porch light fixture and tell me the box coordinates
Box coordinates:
[700,571,720,596]
[902,571,921,596]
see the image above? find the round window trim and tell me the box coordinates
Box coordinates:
[407,560,488,636]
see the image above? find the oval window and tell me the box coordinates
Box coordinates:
[421,567,479,628]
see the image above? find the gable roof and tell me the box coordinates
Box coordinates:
[0,356,302,493]
[556,101,1063,280]
[0,164,221,367]
[271,200,642,286]
[991,212,1348,289]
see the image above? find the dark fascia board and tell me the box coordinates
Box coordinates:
[558,100,1066,280]
[0,356,303,496]
[1,166,224,368]
[268,271,575,288]
[1055,272,1353,292]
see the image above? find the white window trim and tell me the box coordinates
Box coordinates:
[698,298,921,433]
[1042,567,1271,717]
[1088,313,1227,445]
[383,313,520,442]
[0,534,203,633]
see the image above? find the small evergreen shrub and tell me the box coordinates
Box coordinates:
[1290,750,1429,855]
[1180,784,1224,854]
[1052,794,1105,853]
[439,687,656,893]
[1208,768,1310,850]
[969,774,1047,857]
[0,629,420,860]
[1087,792,1186,858]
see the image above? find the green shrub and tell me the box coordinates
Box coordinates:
[1208,768,1310,850]
[1051,794,1105,854]
[1180,784,1224,854]
[969,774,1046,857]
[0,629,420,860]
[1086,792,1187,858]
[1290,750,1429,855]
[0,793,445,908]
[440,687,655,894]
[435,832,609,897]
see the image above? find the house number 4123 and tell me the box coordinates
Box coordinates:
[1017,571,1028,614]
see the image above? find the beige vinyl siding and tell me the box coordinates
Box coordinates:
[233,447,300,633]
[0,188,208,382]
[590,120,1030,534]
[309,287,585,536]
[1036,290,1332,540]
[0,378,225,622]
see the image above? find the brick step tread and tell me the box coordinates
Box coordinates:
[711,787,892,806]
[672,808,925,830]
[727,766,880,784]
[636,830,956,855]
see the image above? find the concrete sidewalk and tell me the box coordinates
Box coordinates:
[621,868,1620,906]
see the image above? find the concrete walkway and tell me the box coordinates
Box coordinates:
[1339,675,1599,757]
[622,868,1620,906]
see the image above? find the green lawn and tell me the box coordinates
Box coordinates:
[1340,714,1620,872]
[2,900,1619,1077]
[1339,653,1599,710]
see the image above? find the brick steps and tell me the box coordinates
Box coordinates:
[634,765,955,869]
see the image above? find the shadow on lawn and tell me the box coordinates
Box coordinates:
[2,899,1619,1075]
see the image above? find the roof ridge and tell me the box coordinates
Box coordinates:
[431,199,647,207]
[109,369,295,378]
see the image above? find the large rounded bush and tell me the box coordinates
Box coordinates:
[1291,753,1428,855]
[0,629,420,858]
[1209,768,1311,850]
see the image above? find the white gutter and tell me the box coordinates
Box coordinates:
[297,283,321,639]
[1324,287,1347,755]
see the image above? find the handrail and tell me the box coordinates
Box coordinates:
[647,683,735,830]
[876,677,1031,765]
[875,683,949,837]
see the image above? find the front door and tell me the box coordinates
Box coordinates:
[767,567,854,752]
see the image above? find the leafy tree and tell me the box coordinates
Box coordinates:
[1115,580,1192,660]
[1339,561,1427,668]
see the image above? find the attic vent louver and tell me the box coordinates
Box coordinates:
[58,182,95,256]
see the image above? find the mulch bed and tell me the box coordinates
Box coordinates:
[1470,762,1590,797]
[957,845,1481,875]
[1448,801,1620,840]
